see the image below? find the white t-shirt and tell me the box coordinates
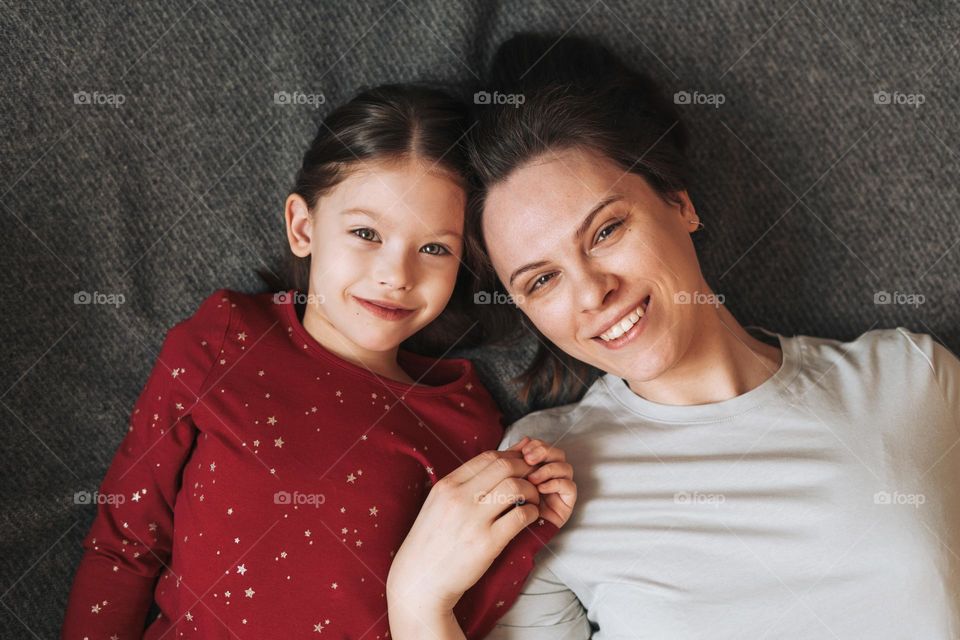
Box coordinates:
[492,328,960,639]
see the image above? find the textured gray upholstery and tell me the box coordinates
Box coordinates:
[3,1,958,636]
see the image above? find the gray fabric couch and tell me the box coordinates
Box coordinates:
[3,0,958,636]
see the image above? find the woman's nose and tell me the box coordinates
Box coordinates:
[575,268,615,312]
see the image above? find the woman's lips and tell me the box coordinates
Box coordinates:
[592,296,651,350]
[353,296,415,321]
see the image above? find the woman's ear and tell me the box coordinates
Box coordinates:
[671,190,700,232]
[285,194,313,258]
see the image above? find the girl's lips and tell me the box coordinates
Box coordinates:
[353,296,415,321]
[592,296,651,350]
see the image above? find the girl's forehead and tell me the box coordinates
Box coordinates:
[323,159,466,230]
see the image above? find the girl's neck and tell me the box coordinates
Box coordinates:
[625,302,782,407]
[299,303,416,385]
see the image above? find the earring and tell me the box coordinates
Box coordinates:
[691,218,704,231]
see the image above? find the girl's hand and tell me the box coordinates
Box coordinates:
[387,438,542,632]
[520,438,578,528]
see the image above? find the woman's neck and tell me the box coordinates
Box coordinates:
[625,303,782,406]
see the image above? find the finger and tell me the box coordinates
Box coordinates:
[536,478,577,500]
[490,502,540,547]
[539,493,571,528]
[443,449,526,486]
[505,436,531,452]
[521,439,566,465]
[526,461,573,485]
[478,477,541,518]
[462,454,536,494]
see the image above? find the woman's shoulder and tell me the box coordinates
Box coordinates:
[795,327,959,410]
[500,399,588,449]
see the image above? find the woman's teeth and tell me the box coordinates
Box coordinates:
[599,302,646,342]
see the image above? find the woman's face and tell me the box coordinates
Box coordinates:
[482,146,707,383]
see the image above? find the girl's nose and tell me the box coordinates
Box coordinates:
[375,253,413,291]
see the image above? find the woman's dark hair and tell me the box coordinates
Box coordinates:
[261,83,482,355]
[465,33,691,404]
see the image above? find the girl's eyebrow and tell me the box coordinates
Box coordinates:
[342,208,462,239]
[508,194,623,287]
[341,208,380,219]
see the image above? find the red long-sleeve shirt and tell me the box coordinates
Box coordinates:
[63,288,557,639]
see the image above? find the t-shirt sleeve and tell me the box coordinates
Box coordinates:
[897,328,960,421]
[62,290,234,639]
[484,562,592,639]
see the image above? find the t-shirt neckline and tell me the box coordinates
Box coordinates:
[601,330,802,423]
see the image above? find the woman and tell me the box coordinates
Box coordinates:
[388,33,960,638]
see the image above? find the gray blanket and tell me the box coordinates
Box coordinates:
[3,1,958,635]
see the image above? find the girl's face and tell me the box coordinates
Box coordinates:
[482,146,707,384]
[286,157,465,357]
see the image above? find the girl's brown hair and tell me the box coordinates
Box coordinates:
[466,33,691,404]
[262,83,482,355]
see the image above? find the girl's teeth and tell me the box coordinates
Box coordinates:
[600,303,646,341]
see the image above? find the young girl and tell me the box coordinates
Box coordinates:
[62,84,577,639]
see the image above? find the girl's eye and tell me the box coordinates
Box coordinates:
[352,228,380,242]
[420,243,451,256]
[529,272,557,293]
[595,220,624,244]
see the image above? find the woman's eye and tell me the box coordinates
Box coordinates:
[351,228,380,242]
[529,272,556,292]
[595,220,624,244]
[420,243,450,256]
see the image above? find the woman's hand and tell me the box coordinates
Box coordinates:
[520,438,578,528]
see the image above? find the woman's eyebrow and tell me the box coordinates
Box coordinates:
[508,194,623,287]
